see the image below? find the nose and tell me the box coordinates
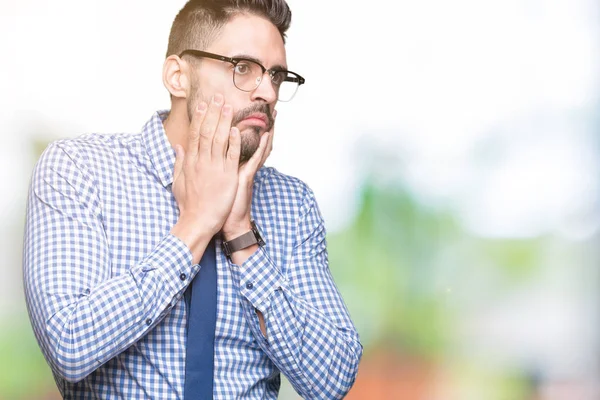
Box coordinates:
[250,73,278,104]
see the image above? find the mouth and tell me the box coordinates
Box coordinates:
[240,113,269,129]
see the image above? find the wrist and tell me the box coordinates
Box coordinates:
[228,243,259,267]
[221,219,265,260]
[171,218,215,264]
[222,218,253,241]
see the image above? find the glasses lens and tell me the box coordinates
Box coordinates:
[277,81,299,102]
[233,60,301,102]
[233,60,263,91]
[277,75,300,102]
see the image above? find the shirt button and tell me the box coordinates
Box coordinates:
[84,288,90,295]
[179,273,187,281]
[146,319,152,326]
[246,282,254,290]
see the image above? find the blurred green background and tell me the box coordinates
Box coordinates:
[4,142,599,399]
[1,0,599,399]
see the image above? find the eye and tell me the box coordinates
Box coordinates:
[271,71,287,86]
[234,62,252,75]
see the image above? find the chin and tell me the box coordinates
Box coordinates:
[239,129,261,163]
[239,125,263,136]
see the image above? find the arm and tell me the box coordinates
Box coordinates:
[23,144,202,382]
[24,94,246,383]
[229,188,363,399]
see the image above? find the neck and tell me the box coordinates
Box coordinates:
[163,103,190,150]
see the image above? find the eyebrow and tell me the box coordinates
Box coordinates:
[231,53,288,71]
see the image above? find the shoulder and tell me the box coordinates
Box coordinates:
[35,132,140,176]
[31,132,141,202]
[43,132,138,165]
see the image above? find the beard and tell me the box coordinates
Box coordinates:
[187,87,274,164]
[232,103,274,163]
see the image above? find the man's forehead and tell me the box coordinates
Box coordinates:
[206,14,287,66]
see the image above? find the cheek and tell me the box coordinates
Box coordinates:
[198,69,228,98]
[197,68,248,106]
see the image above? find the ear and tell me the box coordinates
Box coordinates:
[163,55,190,98]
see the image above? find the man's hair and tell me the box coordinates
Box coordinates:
[166,0,292,58]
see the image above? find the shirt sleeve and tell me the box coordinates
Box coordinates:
[227,187,363,399]
[23,143,197,383]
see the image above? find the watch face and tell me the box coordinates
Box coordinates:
[251,220,266,246]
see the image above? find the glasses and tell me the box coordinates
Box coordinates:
[179,49,305,102]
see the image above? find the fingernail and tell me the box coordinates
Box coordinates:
[197,102,207,112]
[213,93,223,105]
[222,104,232,115]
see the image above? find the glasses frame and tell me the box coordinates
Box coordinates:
[178,49,305,101]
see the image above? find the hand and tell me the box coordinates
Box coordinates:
[171,94,240,260]
[221,110,276,240]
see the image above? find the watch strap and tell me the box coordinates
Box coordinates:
[222,221,265,257]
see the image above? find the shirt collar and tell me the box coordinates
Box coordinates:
[142,110,175,188]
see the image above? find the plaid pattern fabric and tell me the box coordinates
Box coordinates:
[23,111,362,399]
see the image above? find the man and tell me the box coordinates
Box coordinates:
[23,0,362,398]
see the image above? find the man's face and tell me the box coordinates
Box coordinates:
[188,14,286,162]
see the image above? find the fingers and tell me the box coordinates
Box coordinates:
[212,103,234,160]
[260,131,274,169]
[199,94,225,158]
[226,127,241,169]
[245,131,271,172]
[260,112,276,168]
[187,103,207,160]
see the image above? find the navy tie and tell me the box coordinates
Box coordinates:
[184,237,217,400]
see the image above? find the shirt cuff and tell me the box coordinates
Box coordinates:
[133,233,200,310]
[228,246,284,312]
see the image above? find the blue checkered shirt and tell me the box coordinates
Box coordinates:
[23,111,362,399]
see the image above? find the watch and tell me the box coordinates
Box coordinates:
[221,220,265,257]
